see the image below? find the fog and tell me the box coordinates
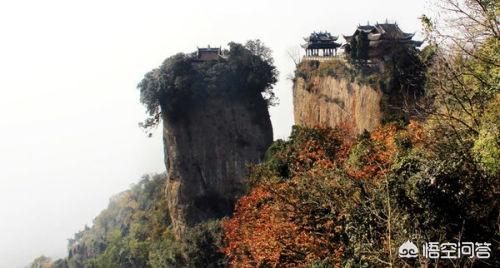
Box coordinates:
[0,0,426,267]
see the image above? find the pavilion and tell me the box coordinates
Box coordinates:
[302,31,342,57]
[343,22,423,60]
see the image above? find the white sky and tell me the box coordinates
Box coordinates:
[0,0,427,267]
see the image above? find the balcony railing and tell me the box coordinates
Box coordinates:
[302,55,346,62]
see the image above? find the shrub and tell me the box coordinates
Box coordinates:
[224,122,498,267]
[183,220,228,268]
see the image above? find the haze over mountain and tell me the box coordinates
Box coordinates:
[0,0,426,267]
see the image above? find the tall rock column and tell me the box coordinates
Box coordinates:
[162,92,273,237]
[293,58,424,134]
[293,75,383,134]
[138,42,278,237]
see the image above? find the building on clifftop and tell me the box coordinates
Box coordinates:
[196,46,223,61]
[343,22,423,61]
[302,31,342,59]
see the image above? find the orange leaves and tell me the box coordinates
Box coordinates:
[371,123,399,164]
[223,177,347,266]
[223,127,354,267]
[290,126,352,175]
[407,120,426,146]
[345,124,401,181]
[295,140,327,170]
[223,124,425,266]
[222,186,294,267]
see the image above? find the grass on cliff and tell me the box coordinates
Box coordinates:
[294,59,378,89]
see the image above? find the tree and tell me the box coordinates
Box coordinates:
[138,40,278,131]
[244,39,274,64]
[183,220,227,268]
[225,118,498,266]
[418,0,499,138]
[223,126,402,267]
[30,256,52,268]
[286,46,302,68]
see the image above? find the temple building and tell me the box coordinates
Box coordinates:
[196,46,223,61]
[343,23,423,60]
[302,31,342,57]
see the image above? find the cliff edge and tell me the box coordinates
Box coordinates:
[293,56,424,134]
[138,41,276,237]
[294,73,383,133]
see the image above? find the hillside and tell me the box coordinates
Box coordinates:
[223,122,498,266]
[40,174,226,268]
[31,1,499,266]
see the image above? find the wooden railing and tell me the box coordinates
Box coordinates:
[302,56,346,62]
[302,54,345,61]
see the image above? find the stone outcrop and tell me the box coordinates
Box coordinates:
[162,92,273,237]
[293,57,423,134]
[293,75,383,134]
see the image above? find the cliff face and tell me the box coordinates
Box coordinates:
[163,92,273,237]
[293,56,424,133]
[136,43,277,238]
[293,75,383,134]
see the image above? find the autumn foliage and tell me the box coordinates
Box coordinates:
[222,124,405,267]
[223,111,498,267]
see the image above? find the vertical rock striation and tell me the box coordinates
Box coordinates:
[293,57,423,134]
[162,92,273,237]
[138,42,278,238]
[293,76,383,134]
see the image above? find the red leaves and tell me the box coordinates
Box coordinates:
[346,124,400,181]
[222,187,291,267]
[222,125,420,267]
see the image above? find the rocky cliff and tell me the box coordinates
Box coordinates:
[138,42,277,238]
[163,92,272,237]
[293,58,424,134]
[294,75,383,134]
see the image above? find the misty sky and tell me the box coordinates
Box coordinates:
[0,0,428,267]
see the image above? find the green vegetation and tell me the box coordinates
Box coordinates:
[295,44,425,93]
[295,46,426,126]
[33,1,498,267]
[61,174,176,268]
[182,220,227,268]
[47,174,227,268]
[224,122,498,266]
[224,0,499,266]
[138,40,278,129]
[30,255,52,268]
